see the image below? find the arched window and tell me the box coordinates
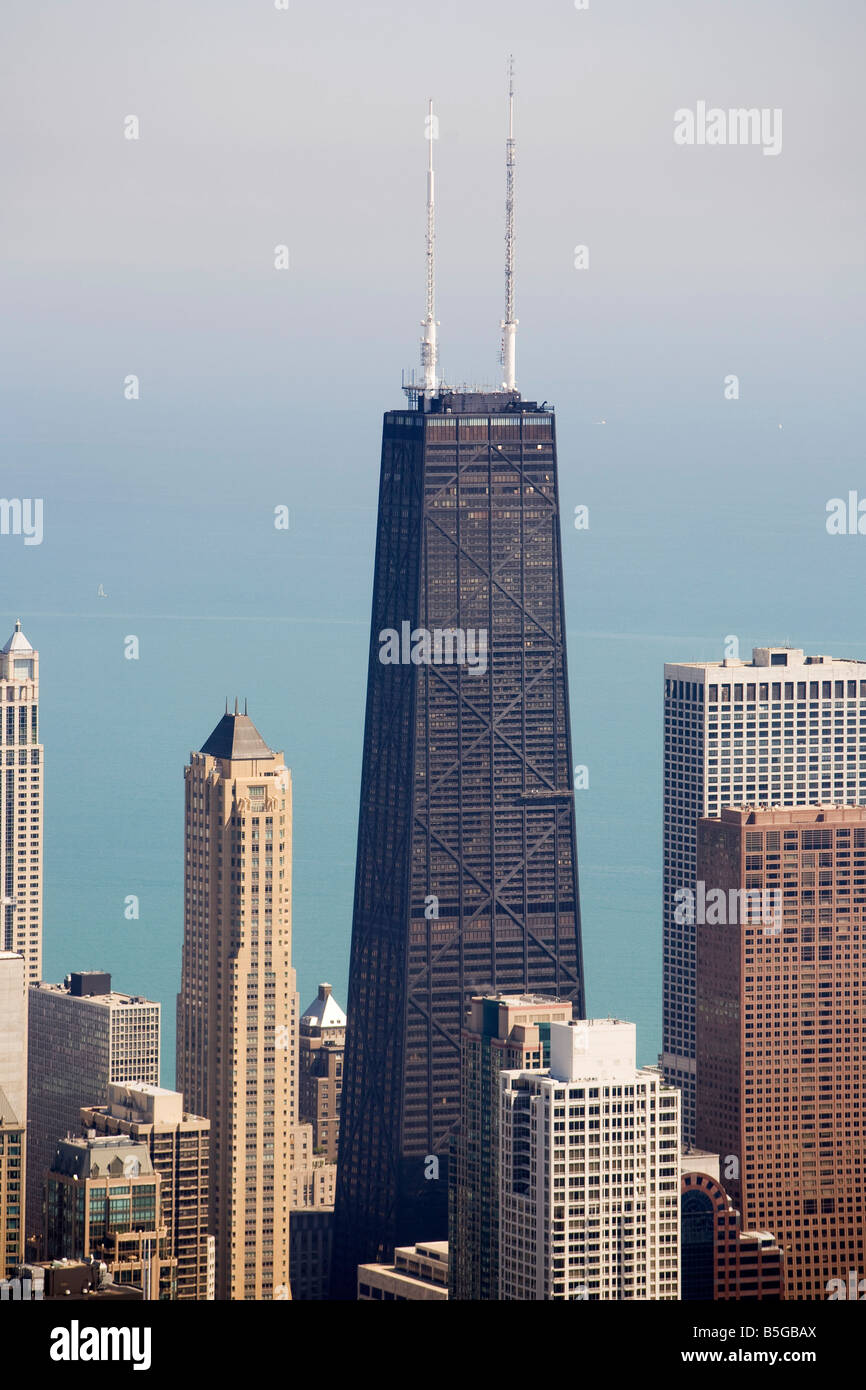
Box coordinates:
[681,1187,715,1300]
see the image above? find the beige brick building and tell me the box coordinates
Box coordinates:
[45,1135,174,1298]
[0,950,26,1277]
[299,983,346,1166]
[81,1082,212,1300]
[358,1240,449,1300]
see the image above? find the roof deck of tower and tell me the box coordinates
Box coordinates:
[386,394,554,446]
[50,1135,155,1180]
[424,389,541,414]
[398,385,548,415]
[709,804,866,827]
[31,977,156,1008]
[667,646,866,673]
[472,992,572,1009]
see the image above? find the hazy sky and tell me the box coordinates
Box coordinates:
[3,0,864,444]
[2,0,864,1076]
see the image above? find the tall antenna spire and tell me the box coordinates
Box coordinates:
[500,56,518,392]
[420,98,438,392]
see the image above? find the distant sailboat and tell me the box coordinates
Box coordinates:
[97,584,108,598]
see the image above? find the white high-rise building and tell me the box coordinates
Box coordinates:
[0,622,42,984]
[662,646,866,1139]
[499,1019,680,1301]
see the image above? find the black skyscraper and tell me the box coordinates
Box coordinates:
[332,74,584,1296]
[331,388,584,1295]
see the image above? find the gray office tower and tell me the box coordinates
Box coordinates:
[26,971,160,1250]
[662,647,866,1139]
[332,77,584,1296]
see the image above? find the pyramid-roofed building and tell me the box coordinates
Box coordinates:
[1,619,33,654]
[301,983,347,1031]
[200,704,274,762]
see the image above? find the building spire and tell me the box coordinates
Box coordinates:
[500,56,518,392]
[420,98,438,393]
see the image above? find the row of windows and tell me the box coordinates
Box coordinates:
[667,678,866,703]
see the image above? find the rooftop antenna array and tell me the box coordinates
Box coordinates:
[500,56,518,391]
[420,98,438,393]
[404,72,521,404]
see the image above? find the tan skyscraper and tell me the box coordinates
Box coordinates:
[176,704,296,1301]
[0,622,42,983]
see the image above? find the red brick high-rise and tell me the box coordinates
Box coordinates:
[696,806,866,1300]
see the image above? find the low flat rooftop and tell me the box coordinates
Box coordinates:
[31,981,158,1007]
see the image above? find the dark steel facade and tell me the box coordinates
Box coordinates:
[332,390,584,1296]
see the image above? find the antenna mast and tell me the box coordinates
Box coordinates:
[420,98,438,393]
[500,57,518,392]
